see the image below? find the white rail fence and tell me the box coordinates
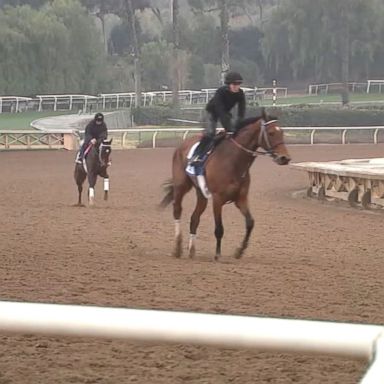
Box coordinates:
[1,126,384,150]
[0,87,280,113]
[0,301,383,383]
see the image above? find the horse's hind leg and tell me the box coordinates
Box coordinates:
[213,197,224,261]
[188,190,208,258]
[172,182,191,258]
[234,196,254,259]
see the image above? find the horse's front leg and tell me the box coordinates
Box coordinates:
[88,173,97,206]
[74,166,86,207]
[234,196,254,259]
[103,174,110,201]
[189,189,208,258]
[213,198,224,261]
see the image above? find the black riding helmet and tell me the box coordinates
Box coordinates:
[95,112,104,122]
[224,71,243,85]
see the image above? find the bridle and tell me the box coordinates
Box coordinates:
[230,119,284,158]
[98,141,112,166]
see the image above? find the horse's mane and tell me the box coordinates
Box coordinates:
[234,114,278,136]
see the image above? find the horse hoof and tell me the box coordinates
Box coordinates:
[172,250,182,258]
[188,249,195,259]
[214,254,220,261]
[73,203,85,208]
[234,248,243,259]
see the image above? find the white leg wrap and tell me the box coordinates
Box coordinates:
[188,234,196,250]
[196,175,211,199]
[104,178,109,192]
[175,219,181,237]
[89,187,95,198]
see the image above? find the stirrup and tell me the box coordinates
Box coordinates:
[190,155,203,164]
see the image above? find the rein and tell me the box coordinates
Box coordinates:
[230,119,283,158]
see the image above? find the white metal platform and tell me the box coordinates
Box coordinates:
[291,158,384,208]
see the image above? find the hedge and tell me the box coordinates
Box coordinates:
[132,105,384,127]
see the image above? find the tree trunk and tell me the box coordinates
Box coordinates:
[219,0,230,85]
[98,13,108,54]
[257,0,263,21]
[340,7,350,106]
[125,0,142,107]
[171,0,180,107]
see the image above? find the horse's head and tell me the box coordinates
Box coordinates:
[233,111,291,165]
[258,118,291,165]
[98,139,113,167]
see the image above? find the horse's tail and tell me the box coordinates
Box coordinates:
[159,179,174,209]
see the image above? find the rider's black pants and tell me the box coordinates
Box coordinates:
[79,134,92,158]
[194,115,218,158]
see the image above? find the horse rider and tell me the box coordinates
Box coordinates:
[191,71,246,164]
[76,112,108,164]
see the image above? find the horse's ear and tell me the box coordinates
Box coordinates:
[261,107,267,121]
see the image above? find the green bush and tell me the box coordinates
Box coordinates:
[132,105,384,127]
[247,106,384,127]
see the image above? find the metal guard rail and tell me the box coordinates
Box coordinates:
[1,126,384,149]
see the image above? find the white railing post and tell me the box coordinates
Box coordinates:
[374,128,379,144]
[183,130,190,140]
[342,129,347,144]
[311,129,316,145]
[152,131,158,148]
[122,132,127,148]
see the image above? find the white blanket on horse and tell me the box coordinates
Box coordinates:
[185,142,200,175]
[185,142,211,199]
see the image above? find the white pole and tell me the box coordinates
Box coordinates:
[272,80,277,106]
[0,301,382,362]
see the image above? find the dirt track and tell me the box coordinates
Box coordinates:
[1,145,384,384]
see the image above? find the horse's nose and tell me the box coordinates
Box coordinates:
[275,155,291,165]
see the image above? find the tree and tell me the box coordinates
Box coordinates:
[262,0,382,83]
[171,0,180,106]
[0,0,107,95]
[0,0,50,8]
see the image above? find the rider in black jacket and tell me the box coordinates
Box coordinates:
[191,71,246,163]
[76,112,108,163]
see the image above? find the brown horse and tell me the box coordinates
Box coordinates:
[160,111,291,260]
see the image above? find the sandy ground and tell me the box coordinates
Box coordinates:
[1,144,384,383]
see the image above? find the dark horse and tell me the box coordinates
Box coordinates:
[160,110,291,260]
[74,139,112,206]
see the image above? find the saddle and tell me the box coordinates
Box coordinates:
[185,134,226,199]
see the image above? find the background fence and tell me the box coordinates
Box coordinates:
[2,126,384,150]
